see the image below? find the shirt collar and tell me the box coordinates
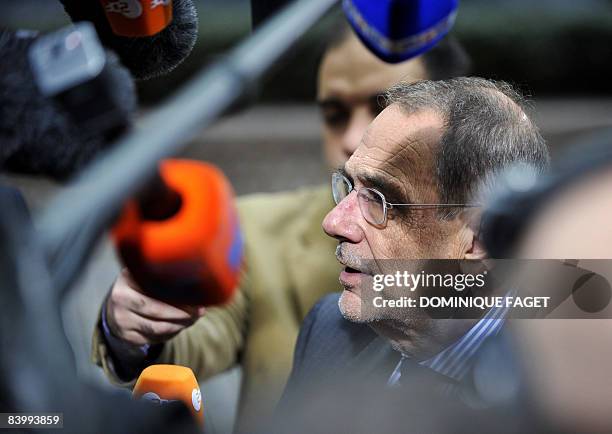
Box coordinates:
[419,296,512,382]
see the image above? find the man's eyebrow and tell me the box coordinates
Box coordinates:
[339,165,407,203]
[317,97,345,107]
[338,165,352,182]
[360,173,408,204]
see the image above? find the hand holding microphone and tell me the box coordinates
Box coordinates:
[106,269,206,347]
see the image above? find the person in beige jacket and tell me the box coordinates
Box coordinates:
[91,27,470,432]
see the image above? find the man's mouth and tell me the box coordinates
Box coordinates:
[338,259,369,274]
[336,245,371,288]
[339,263,370,290]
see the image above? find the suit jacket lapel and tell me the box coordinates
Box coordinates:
[348,335,401,382]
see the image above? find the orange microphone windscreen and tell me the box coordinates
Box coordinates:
[133,364,203,426]
[113,159,244,306]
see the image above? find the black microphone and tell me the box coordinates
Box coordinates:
[0,27,136,180]
[58,0,198,80]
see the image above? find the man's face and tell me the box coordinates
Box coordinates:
[318,34,428,170]
[322,105,474,349]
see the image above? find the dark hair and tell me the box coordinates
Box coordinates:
[385,77,549,205]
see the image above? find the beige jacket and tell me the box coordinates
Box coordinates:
[91,184,341,431]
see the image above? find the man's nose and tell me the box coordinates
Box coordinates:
[322,191,364,243]
[341,107,372,157]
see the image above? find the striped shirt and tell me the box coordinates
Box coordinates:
[388,295,512,386]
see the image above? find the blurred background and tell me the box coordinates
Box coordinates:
[3,0,612,196]
[2,0,612,432]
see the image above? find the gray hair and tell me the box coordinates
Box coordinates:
[385,77,549,206]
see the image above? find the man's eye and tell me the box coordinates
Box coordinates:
[365,193,382,204]
[321,109,349,129]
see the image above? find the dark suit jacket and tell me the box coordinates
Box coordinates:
[283,293,398,392]
[273,293,529,434]
[275,294,464,432]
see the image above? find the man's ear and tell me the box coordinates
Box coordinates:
[464,227,488,260]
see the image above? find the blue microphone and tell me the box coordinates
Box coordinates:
[342,0,459,63]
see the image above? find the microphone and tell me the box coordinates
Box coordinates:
[0,27,135,180]
[25,24,242,306]
[58,0,199,80]
[250,0,458,63]
[99,0,173,37]
[133,364,204,427]
[28,22,137,143]
[112,159,243,306]
[342,0,459,63]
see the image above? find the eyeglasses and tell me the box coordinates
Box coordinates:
[331,171,480,227]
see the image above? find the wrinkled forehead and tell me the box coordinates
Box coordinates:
[345,105,444,191]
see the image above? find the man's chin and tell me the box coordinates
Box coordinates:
[338,289,368,323]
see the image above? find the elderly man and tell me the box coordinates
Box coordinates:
[278,78,549,420]
[91,27,469,432]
